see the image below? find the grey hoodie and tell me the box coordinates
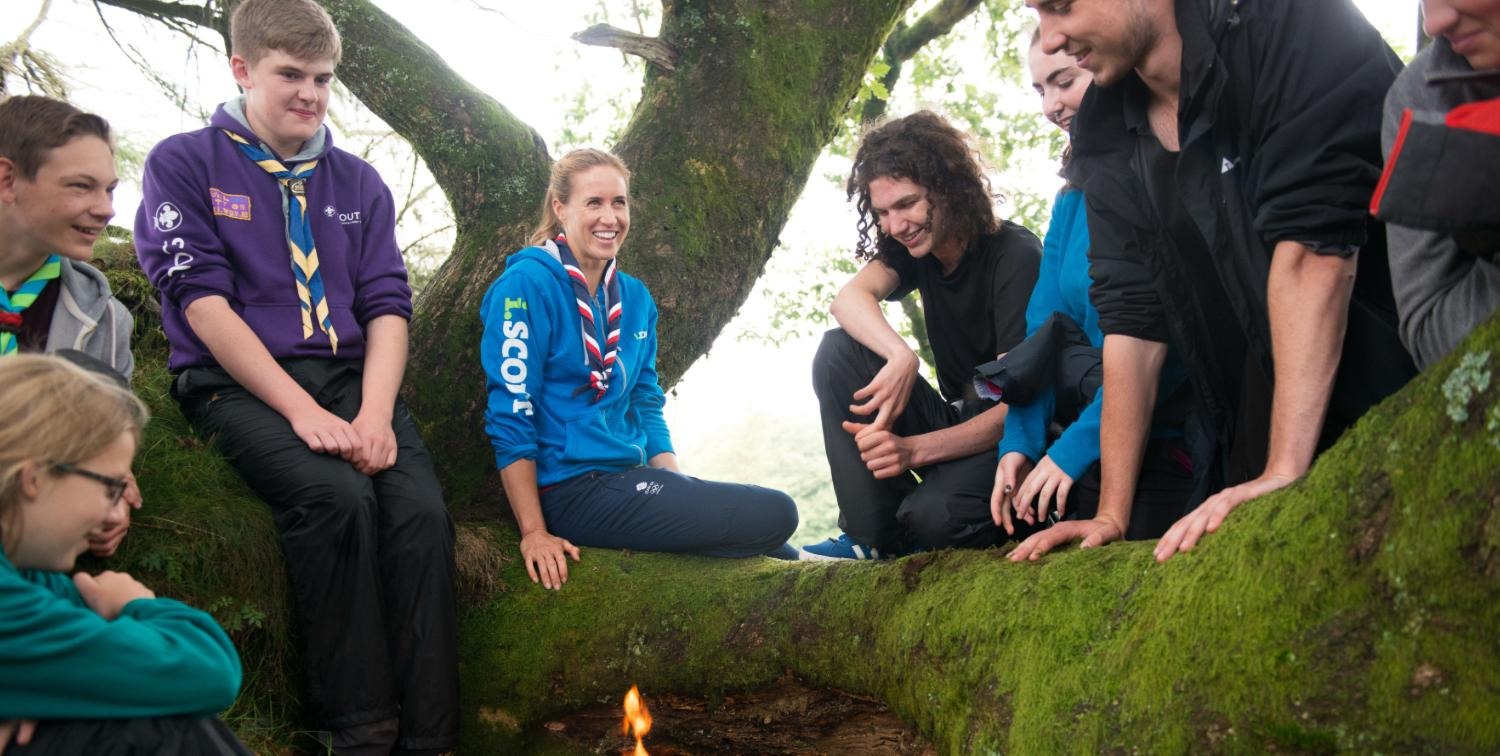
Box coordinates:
[45,257,134,380]
[1382,39,1500,370]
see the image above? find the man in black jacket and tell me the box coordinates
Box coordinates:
[1007,0,1416,563]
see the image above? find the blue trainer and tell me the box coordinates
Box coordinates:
[799,533,894,561]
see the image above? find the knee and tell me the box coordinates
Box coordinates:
[764,490,799,543]
[812,328,861,392]
[278,467,376,536]
[385,494,455,552]
[899,490,957,549]
[733,489,798,551]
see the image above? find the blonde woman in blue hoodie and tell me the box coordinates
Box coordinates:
[0,355,245,755]
[481,149,799,591]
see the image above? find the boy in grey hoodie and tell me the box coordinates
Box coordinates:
[0,95,137,555]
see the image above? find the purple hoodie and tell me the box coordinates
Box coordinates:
[135,102,412,371]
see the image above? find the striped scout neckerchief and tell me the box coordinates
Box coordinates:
[555,234,621,402]
[0,255,62,356]
[222,129,339,354]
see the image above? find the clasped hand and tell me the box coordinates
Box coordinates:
[290,406,398,475]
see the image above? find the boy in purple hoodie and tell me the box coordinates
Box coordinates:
[133,1,457,752]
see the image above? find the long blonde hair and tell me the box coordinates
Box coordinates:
[0,355,148,550]
[527,148,632,247]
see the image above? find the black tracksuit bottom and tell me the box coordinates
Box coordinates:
[5,716,249,755]
[174,359,458,753]
[813,329,1037,552]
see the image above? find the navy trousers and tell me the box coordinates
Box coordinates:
[541,467,798,557]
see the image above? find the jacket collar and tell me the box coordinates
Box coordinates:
[213,97,331,162]
[1424,37,1500,86]
[1176,0,1234,146]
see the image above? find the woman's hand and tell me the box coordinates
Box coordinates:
[520,529,581,591]
[73,571,155,620]
[990,452,1034,533]
[1013,455,1075,526]
[1007,517,1123,562]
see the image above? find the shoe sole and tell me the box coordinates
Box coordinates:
[798,548,856,561]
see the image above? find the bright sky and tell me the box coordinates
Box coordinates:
[2,0,1420,462]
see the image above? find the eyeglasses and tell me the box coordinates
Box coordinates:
[50,463,129,506]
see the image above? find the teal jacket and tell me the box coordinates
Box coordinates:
[0,548,242,718]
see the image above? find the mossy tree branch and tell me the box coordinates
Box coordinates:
[93,194,1500,754]
[457,309,1500,752]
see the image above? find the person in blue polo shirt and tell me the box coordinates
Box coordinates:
[480,148,798,590]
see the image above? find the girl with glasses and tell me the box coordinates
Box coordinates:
[0,354,247,754]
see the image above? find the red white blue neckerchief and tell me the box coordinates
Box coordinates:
[555,234,621,402]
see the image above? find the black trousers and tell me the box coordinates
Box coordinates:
[813,329,1034,552]
[6,716,249,755]
[174,359,458,751]
[1063,438,1196,540]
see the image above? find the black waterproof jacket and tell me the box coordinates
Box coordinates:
[1066,0,1417,502]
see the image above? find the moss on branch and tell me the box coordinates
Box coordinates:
[95,234,1499,754]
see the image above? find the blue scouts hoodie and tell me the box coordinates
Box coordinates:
[481,244,673,488]
[0,547,242,718]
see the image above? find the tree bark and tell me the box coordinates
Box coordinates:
[315,0,920,512]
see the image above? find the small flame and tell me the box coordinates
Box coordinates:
[622,684,652,754]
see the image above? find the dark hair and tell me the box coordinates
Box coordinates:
[847,110,997,262]
[0,96,112,180]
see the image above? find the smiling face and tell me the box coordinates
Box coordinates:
[868,175,943,259]
[10,430,134,572]
[1029,42,1094,133]
[1027,0,1161,87]
[553,165,630,267]
[0,135,117,262]
[232,49,335,159]
[1425,0,1500,69]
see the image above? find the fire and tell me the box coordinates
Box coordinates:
[622,684,652,755]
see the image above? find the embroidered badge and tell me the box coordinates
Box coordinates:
[210,188,252,221]
[153,202,182,232]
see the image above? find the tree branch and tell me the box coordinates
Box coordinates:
[0,0,62,98]
[861,0,983,124]
[317,0,550,232]
[572,23,677,72]
[92,0,224,42]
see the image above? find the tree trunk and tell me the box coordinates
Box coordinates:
[310,0,919,513]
